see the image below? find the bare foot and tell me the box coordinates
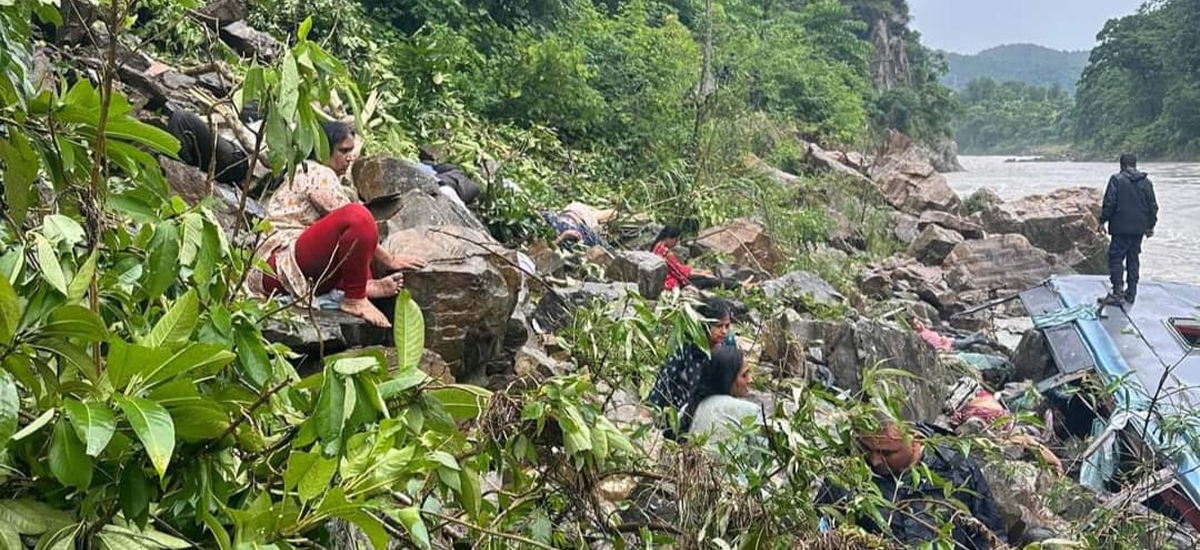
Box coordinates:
[340,297,391,327]
[366,273,404,299]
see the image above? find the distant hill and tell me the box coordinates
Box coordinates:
[941,44,1090,91]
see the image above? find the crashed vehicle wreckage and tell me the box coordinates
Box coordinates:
[1018,275,1200,529]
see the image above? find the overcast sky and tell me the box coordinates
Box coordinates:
[909,0,1147,54]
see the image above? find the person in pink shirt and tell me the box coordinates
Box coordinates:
[911,318,987,352]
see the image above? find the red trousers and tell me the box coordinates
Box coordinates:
[263,203,377,299]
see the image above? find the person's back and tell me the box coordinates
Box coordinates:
[1099,154,1158,304]
[689,394,763,451]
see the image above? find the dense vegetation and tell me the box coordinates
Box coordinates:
[1073,0,1200,159]
[942,44,1089,92]
[954,78,1073,155]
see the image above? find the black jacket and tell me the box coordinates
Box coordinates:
[1100,168,1158,236]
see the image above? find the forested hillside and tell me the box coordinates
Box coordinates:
[942,44,1089,92]
[954,78,1073,155]
[1073,0,1200,159]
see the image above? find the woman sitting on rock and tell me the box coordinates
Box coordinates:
[648,297,734,438]
[249,121,426,327]
[651,225,712,291]
[684,345,763,451]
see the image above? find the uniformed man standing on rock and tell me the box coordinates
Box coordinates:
[1099,153,1158,305]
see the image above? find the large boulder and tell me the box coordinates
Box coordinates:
[858,256,960,314]
[890,211,922,244]
[943,234,1058,292]
[977,187,1107,273]
[159,157,265,234]
[1011,329,1055,382]
[604,250,667,299]
[263,310,391,362]
[761,270,845,311]
[691,219,784,274]
[803,142,875,187]
[219,20,283,61]
[869,130,962,215]
[382,225,521,383]
[371,188,486,239]
[928,137,965,173]
[917,211,984,239]
[908,224,964,265]
[352,156,440,203]
[532,282,639,333]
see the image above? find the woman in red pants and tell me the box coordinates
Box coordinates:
[250,121,425,327]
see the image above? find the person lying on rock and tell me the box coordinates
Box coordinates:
[651,225,714,291]
[683,345,764,453]
[543,202,615,249]
[166,106,265,185]
[820,414,1007,550]
[911,317,989,352]
[248,121,426,327]
[648,297,734,439]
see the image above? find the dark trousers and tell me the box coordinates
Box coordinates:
[1108,233,1144,290]
[166,111,249,185]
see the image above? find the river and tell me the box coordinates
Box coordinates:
[944,156,1200,285]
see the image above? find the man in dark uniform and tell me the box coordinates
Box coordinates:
[1099,153,1158,305]
[821,419,1007,549]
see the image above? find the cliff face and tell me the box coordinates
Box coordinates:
[868,12,911,90]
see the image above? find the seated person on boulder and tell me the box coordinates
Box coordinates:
[651,225,713,291]
[248,121,426,327]
[684,345,763,451]
[543,202,614,249]
[648,297,734,439]
[820,413,1007,549]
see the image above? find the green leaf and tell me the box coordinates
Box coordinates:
[35,235,68,295]
[0,132,39,225]
[98,525,191,550]
[179,213,204,266]
[107,340,171,391]
[194,221,220,287]
[394,507,430,550]
[377,369,429,398]
[167,400,230,441]
[0,277,17,345]
[144,289,198,347]
[119,466,151,529]
[394,290,425,372]
[297,16,313,41]
[314,364,346,457]
[113,394,175,479]
[43,305,108,342]
[142,221,180,300]
[459,467,481,519]
[0,527,20,550]
[331,356,384,376]
[141,343,235,390]
[0,245,24,284]
[298,454,338,502]
[42,215,85,248]
[64,399,116,457]
[428,385,492,421]
[66,248,98,304]
[0,372,17,448]
[11,409,55,441]
[279,54,300,120]
[233,324,271,387]
[0,500,73,535]
[49,419,92,489]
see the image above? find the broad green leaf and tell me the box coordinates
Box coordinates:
[49,419,92,489]
[43,305,108,342]
[11,409,55,441]
[98,525,190,550]
[234,324,271,387]
[590,422,609,463]
[331,356,383,376]
[120,466,151,529]
[0,277,17,345]
[283,452,318,492]
[298,454,338,502]
[459,466,481,519]
[428,384,492,421]
[314,364,346,457]
[193,221,220,287]
[167,400,230,441]
[66,248,98,304]
[0,245,25,283]
[394,507,430,550]
[64,399,116,457]
[0,500,73,535]
[0,527,19,550]
[394,290,424,372]
[0,132,38,225]
[114,395,175,479]
[107,340,171,391]
[279,54,300,120]
[377,368,429,398]
[179,213,204,266]
[142,221,180,300]
[35,235,68,295]
[341,511,388,550]
[0,373,16,448]
[103,118,180,155]
[141,343,235,389]
[42,215,85,248]
[144,289,198,347]
[297,16,313,41]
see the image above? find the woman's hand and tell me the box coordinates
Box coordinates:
[554,229,583,245]
[385,254,427,271]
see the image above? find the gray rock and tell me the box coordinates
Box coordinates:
[869,130,963,215]
[943,234,1058,292]
[514,344,566,380]
[220,20,283,61]
[532,282,639,334]
[199,0,248,23]
[890,211,922,244]
[762,270,845,310]
[383,225,521,384]
[929,137,965,173]
[159,157,265,234]
[605,250,667,299]
[908,223,965,265]
[351,156,440,203]
[917,210,984,239]
[858,256,960,315]
[977,187,1106,274]
[262,310,391,357]
[373,188,486,239]
[1012,329,1054,382]
[691,218,783,274]
[804,142,876,187]
[966,187,1004,213]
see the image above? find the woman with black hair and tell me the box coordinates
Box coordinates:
[648,297,734,438]
[651,225,712,291]
[249,121,426,327]
[685,345,763,448]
